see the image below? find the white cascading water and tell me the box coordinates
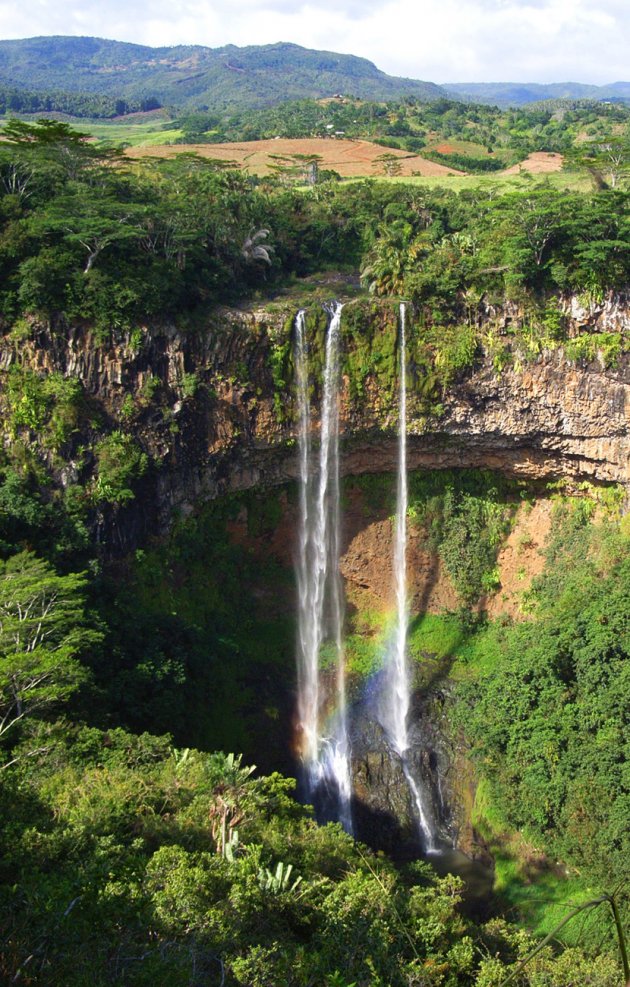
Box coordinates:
[295,303,353,833]
[377,303,436,853]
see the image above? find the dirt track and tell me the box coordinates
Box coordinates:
[127,137,464,178]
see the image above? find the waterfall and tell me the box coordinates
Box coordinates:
[295,303,353,833]
[377,303,436,853]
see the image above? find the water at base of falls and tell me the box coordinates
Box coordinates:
[294,303,353,834]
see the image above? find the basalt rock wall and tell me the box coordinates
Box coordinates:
[0,295,628,553]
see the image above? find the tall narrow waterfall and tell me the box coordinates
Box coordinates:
[378,303,436,853]
[295,303,352,833]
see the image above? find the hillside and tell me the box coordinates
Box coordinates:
[444,80,630,106]
[0,35,445,111]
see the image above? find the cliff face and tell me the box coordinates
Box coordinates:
[0,295,628,549]
[2,296,626,859]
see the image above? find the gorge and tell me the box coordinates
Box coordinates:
[4,291,626,540]
[0,284,628,985]
[1,290,627,853]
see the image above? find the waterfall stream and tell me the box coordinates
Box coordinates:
[295,303,352,833]
[377,303,436,853]
[295,301,440,850]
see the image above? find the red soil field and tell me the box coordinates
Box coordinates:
[127,137,464,178]
[501,151,564,175]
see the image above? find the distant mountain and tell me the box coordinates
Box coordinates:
[1,37,626,115]
[0,36,446,111]
[444,81,630,107]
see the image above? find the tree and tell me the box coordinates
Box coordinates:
[479,187,570,287]
[360,220,428,295]
[577,137,630,189]
[93,431,148,505]
[374,152,403,177]
[0,552,96,755]
[33,187,144,274]
[2,117,121,180]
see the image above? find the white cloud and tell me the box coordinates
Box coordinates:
[0,0,627,83]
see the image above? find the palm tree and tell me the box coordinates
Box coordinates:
[360,221,429,296]
[241,228,273,265]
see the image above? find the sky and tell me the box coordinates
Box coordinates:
[0,0,628,84]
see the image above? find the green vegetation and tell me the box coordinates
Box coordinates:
[0,36,444,114]
[3,727,623,986]
[92,431,148,505]
[455,502,629,896]
[5,367,84,451]
[0,444,627,984]
[342,474,629,969]
[169,94,629,173]
[86,493,295,761]
[342,469,524,675]
[0,83,162,119]
[0,91,627,985]
[407,470,519,604]
[0,550,96,754]
[0,117,628,340]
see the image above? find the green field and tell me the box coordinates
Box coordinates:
[341,170,591,191]
[0,115,184,147]
[425,137,512,160]
[83,121,183,146]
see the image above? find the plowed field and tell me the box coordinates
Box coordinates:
[127,137,464,178]
[501,151,564,175]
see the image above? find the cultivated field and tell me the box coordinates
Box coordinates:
[501,151,564,175]
[126,137,464,178]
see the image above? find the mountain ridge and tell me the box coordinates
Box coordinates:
[0,36,446,111]
[0,36,628,112]
[444,79,630,106]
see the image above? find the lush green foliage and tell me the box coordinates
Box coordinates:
[172,94,629,169]
[83,494,295,765]
[455,502,630,911]
[407,470,518,604]
[0,118,628,334]
[0,551,97,754]
[1,728,623,985]
[0,36,443,113]
[92,431,148,505]
[0,84,161,118]
[0,102,627,986]
[0,450,626,985]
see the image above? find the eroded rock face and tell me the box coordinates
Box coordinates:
[350,702,420,855]
[349,682,456,856]
[1,299,627,555]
